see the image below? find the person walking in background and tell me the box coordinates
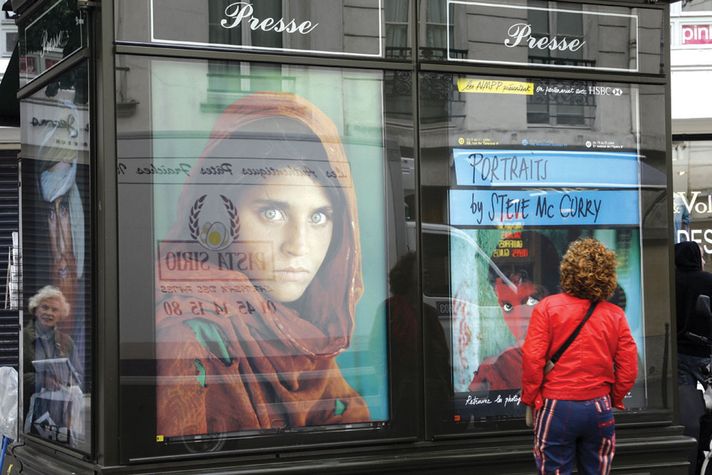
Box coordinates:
[676,241,712,387]
[521,238,638,475]
[675,241,712,474]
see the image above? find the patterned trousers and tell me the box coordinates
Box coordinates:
[533,395,616,475]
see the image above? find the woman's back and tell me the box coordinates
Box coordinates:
[523,294,636,404]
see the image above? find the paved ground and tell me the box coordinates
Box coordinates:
[1,445,18,475]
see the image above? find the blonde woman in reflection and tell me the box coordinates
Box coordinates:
[156,93,370,437]
[23,285,84,447]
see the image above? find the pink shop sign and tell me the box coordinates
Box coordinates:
[682,23,712,46]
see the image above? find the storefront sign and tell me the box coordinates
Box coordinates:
[117,156,350,185]
[674,191,712,253]
[503,22,585,53]
[449,189,640,226]
[150,0,383,57]
[457,79,533,95]
[220,2,319,34]
[681,23,712,46]
[19,0,86,86]
[21,99,90,155]
[452,149,639,187]
[447,1,639,72]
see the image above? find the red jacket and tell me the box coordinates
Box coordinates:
[521,293,638,410]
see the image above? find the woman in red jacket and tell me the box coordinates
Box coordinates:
[521,238,638,475]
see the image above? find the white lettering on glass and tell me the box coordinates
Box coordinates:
[221,2,318,35]
[678,229,712,255]
[41,30,69,57]
[503,23,585,53]
[675,191,712,215]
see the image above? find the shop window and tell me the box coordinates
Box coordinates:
[418,1,661,74]
[422,0,457,60]
[527,79,595,127]
[526,3,590,126]
[420,73,670,434]
[17,0,86,86]
[117,0,390,59]
[206,1,283,107]
[673,140,712,258]
[527,1,586,66]
[19,61,92,455]
[116,55,414,459]
[385,0,410,59]
[4,31,17,56]
[207,0,282,47]
[680,0,712,12]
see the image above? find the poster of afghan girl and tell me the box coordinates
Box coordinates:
[154,92,381,437]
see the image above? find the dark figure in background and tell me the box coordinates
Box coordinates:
[675,241,712,475]
[387,252,451,410]
[676,241,712,385]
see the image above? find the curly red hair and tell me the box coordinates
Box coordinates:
[559,238,617,302]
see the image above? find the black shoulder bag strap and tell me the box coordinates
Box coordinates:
[544,300,599,373]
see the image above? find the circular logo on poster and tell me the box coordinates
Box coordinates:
[189,195,241,250]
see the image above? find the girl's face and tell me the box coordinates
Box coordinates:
[494,274,540,344]
[237,174,334,302]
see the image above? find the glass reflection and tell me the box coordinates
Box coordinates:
[673,140,712,268]
[23,286,84,446]
[419,73,669,432]
[155,94,373,436]
[18,0,86,86]
[419,0,663,74]
[116,0,401,59]
[465,231,558,394]
[20,62,91,453]
[117,58,395,454]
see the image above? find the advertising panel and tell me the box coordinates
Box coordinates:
[19,62,91,452]
[446,1,640,72]
[681,22,712,46]
[441,76,646,422]
[147,0,383,57]
[449,226,643,418]
[19,0,86,86]
[116,60,390,441]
